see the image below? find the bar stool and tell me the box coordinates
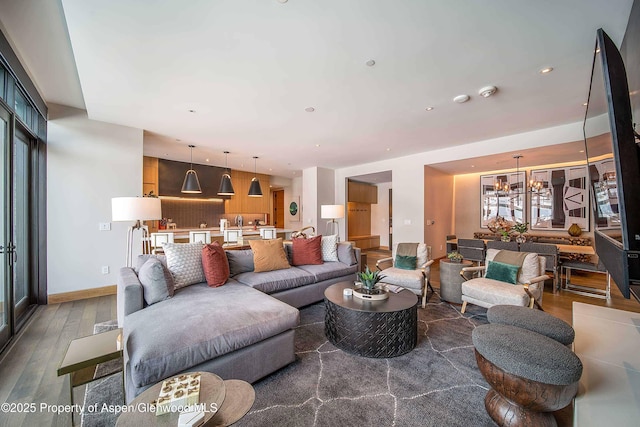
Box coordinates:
[189,230,212,244]
[150,232,174,254]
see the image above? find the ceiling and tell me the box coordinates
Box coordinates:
[0,0,634,178]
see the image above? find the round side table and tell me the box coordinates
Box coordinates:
[439,259,473,304]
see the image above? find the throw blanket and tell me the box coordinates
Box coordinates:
[493,250,528,268]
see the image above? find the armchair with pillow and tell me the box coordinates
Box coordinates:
[459,248,548,313]
[375,243,434,308]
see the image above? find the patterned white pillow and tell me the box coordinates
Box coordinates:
[162,242,205,289]
[321,235,339,262]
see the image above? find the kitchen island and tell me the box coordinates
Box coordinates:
[157,226,295,243]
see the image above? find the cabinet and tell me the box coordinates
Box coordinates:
[224,170,271,214]
[347,181,378,204]
[143,156,158,196]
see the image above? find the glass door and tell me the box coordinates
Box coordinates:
[0,106,10,349]
[12,127,31,323]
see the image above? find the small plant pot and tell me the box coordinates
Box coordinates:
[501,235,511,242]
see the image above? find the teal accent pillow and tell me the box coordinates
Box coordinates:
[395,255,417,270]
[485,261,520,285]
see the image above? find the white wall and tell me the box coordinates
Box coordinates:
[47,104,143,295]
[317,167,336,236]
[284,176,302,230]
[372,182,391,248]
[336,121,584,246]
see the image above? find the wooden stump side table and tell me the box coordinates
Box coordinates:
[439,259,473,304]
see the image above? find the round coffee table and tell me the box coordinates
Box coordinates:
[324,281,418,358]
[117,372,255,426]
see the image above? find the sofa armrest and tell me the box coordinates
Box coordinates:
[117,267,144,327]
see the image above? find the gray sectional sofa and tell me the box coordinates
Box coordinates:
[117,241,360,401]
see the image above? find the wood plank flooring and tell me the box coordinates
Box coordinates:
[0,252,638,426]
[0,295,115,427]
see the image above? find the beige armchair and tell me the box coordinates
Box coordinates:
[376,243,434,308]
[459,248,548,313]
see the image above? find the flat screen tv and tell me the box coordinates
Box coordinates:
[583,28,640,301]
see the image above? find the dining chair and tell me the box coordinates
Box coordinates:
[486,240,519,251]
[446,234,457,253]
[150,232,174,254]
[457,238,486,265]
[189,230,211,244]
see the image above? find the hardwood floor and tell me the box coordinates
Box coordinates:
[0,253,638,426]
[0,295,115,427]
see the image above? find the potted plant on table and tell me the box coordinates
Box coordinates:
[512,222,529,244]
[447,251,464,263]
[354,266,388,300]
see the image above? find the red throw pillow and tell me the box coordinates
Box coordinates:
[202,242,230,287]
[292,235,324,266]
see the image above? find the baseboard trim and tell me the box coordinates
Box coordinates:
[48,285,117,304]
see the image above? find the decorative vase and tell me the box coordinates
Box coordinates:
[515,234,526,244]
[501,235,511,242]
[568,223,582,237]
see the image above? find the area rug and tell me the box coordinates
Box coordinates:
[82,293,494,426]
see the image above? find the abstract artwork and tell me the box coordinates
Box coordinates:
[289,196,300,222]
[529,165,589,231]
[480,172,526,228]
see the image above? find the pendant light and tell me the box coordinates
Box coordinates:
[218,151,235,195]
[248,156,263,197]
[181,145,202,193]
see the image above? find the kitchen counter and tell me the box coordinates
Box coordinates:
[159,227,294,239]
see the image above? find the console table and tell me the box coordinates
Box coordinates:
[572,302,640,426]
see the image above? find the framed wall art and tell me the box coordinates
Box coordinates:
[288,196,301,222]
[529,165,589,231]
[480,171,526,228]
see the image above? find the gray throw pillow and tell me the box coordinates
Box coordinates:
[163,242,206,289]
[135,254,167,273]
[138,258,175,305]
[337,242,357,266]
[226,249,255,276]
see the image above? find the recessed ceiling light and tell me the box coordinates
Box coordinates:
[305,107,315,112]
[471,165,475,168]
[583,102,588,106]
[539,67,554,74]
[478,86,497,98]
[453,94,470,103]
[425,106,434,111]
[315,144,320,147]
[205,158,210,162]
[386,148,391,151]
[269,168,273,171]
[579,150,585,153]
[366,59,376,67]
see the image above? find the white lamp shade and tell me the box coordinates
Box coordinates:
[321,204,345,219]
[112,197,162,221]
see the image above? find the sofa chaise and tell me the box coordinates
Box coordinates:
[117,240,360,401]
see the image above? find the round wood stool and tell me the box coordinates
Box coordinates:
[472,324,582,427]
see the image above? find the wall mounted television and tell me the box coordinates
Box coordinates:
[583,28,640,301]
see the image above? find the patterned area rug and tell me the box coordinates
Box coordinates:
[83,292,494,426]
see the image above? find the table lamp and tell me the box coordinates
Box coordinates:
[321,204,345,241]
[112,197,162,267]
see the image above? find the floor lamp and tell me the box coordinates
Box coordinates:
[321,204,345,242]
[112,197,162,267]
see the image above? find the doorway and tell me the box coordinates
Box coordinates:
[273,190,284,228]
[0,107,38,352]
